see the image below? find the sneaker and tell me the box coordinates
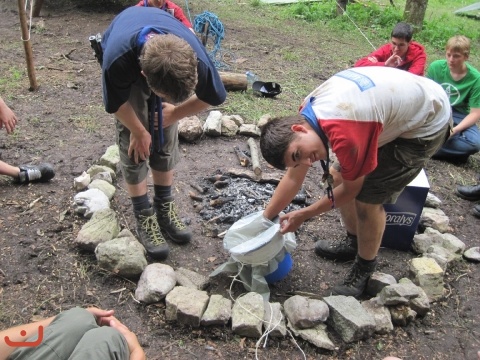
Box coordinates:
[136,207,169,260]
[154,196,191,244]
[315,233,357,261]
[16,163,55,184]
[332,257,377,298]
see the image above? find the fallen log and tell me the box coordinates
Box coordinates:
[247,137,262,177]
[233,146,251,167]
[218,71,247,91]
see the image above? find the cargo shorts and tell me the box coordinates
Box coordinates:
[116,78,180,185]
[334,123,450,204]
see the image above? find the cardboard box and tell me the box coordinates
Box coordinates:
[381,169,430,251]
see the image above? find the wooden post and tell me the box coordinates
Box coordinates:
[17,0,38,91]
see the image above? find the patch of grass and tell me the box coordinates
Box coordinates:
[0,66,27,94]
[282,50,300,62]
[69,114,99,133]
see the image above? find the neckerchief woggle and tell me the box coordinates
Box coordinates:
[300,97,335,208]
[138,26,165,153]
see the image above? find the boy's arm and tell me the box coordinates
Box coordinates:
[354,44,391,67]
[278,175,364,234]
[0,317,55,360]
[406,51,427,76]
[263,165,309,220]
[452,108,480,134]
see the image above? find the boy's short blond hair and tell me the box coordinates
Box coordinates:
[446,35,470,57]
[140,34,197,104]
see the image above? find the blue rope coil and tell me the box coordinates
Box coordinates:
[194,11,230,70]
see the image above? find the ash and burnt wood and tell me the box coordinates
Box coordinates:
[233,146,251,167]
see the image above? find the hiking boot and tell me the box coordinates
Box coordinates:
[332,257,377,298]
[154,196,191,244]
[315,233,357,261]
[16,163,55,184]
[136,207,169,260]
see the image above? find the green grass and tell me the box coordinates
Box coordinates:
[200,0,479,123]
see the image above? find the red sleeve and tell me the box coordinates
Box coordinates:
[404,42,426,76]
[166,0,193,28]
[135,0,144,6]
[354,44,392,68]
[322,120,383,181]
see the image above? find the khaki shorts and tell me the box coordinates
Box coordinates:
[334,123,449,204]
[116,78,180,185]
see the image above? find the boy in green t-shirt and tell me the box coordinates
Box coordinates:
[427,35,480,163]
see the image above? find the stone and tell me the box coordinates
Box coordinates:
[201,294,232,326]
[283,295,329,329]
[165,286,209,327]
[409,257,444,302]
[420,207,449,233]
[88,179,116,200]
[178,115,203,142]
[86,164,116,182]
[287,322,335,350]
[74,188,110,218]
[366,272,397,297]
[361,298,394,334]
[203,111,223,137]
[231,292,264,338]
[135,264,176,304]
[95,229,147,278]
[463,246,480,262]
[98,144,120,172]
[221,116,239,137]
[238,123,261,137]
[74,171,90,191]
[175,267,209,290]
[75,208,120,251]
[323,295,375,343]
[264,302,286,337]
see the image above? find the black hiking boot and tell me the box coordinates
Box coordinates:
[154,196,191,244]
[315,233,357,261]
[332,256,377,298]
[16,163,55,184]
[136,207,169,260]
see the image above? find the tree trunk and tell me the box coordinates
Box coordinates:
[403,0,428,31]
[336,0,349,16]
[32,0,45,17]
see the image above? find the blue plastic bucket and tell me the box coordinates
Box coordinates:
[265,253,293,284]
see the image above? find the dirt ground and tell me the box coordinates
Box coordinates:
[1,1,480,359]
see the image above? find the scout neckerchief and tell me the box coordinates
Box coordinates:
[300,97,335,208]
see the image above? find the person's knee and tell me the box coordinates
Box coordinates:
[54,307,97,331]
[71,327,129,360]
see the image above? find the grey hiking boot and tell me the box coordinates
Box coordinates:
[315,233,357,261]
[154,196,191,244]
[16,163,55,184]
[136,207,169,260]
[332,256,377,298]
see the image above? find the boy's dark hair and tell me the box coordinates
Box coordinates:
[260,115,305,170]
[391,22,413,42]
[140,34,197,103]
